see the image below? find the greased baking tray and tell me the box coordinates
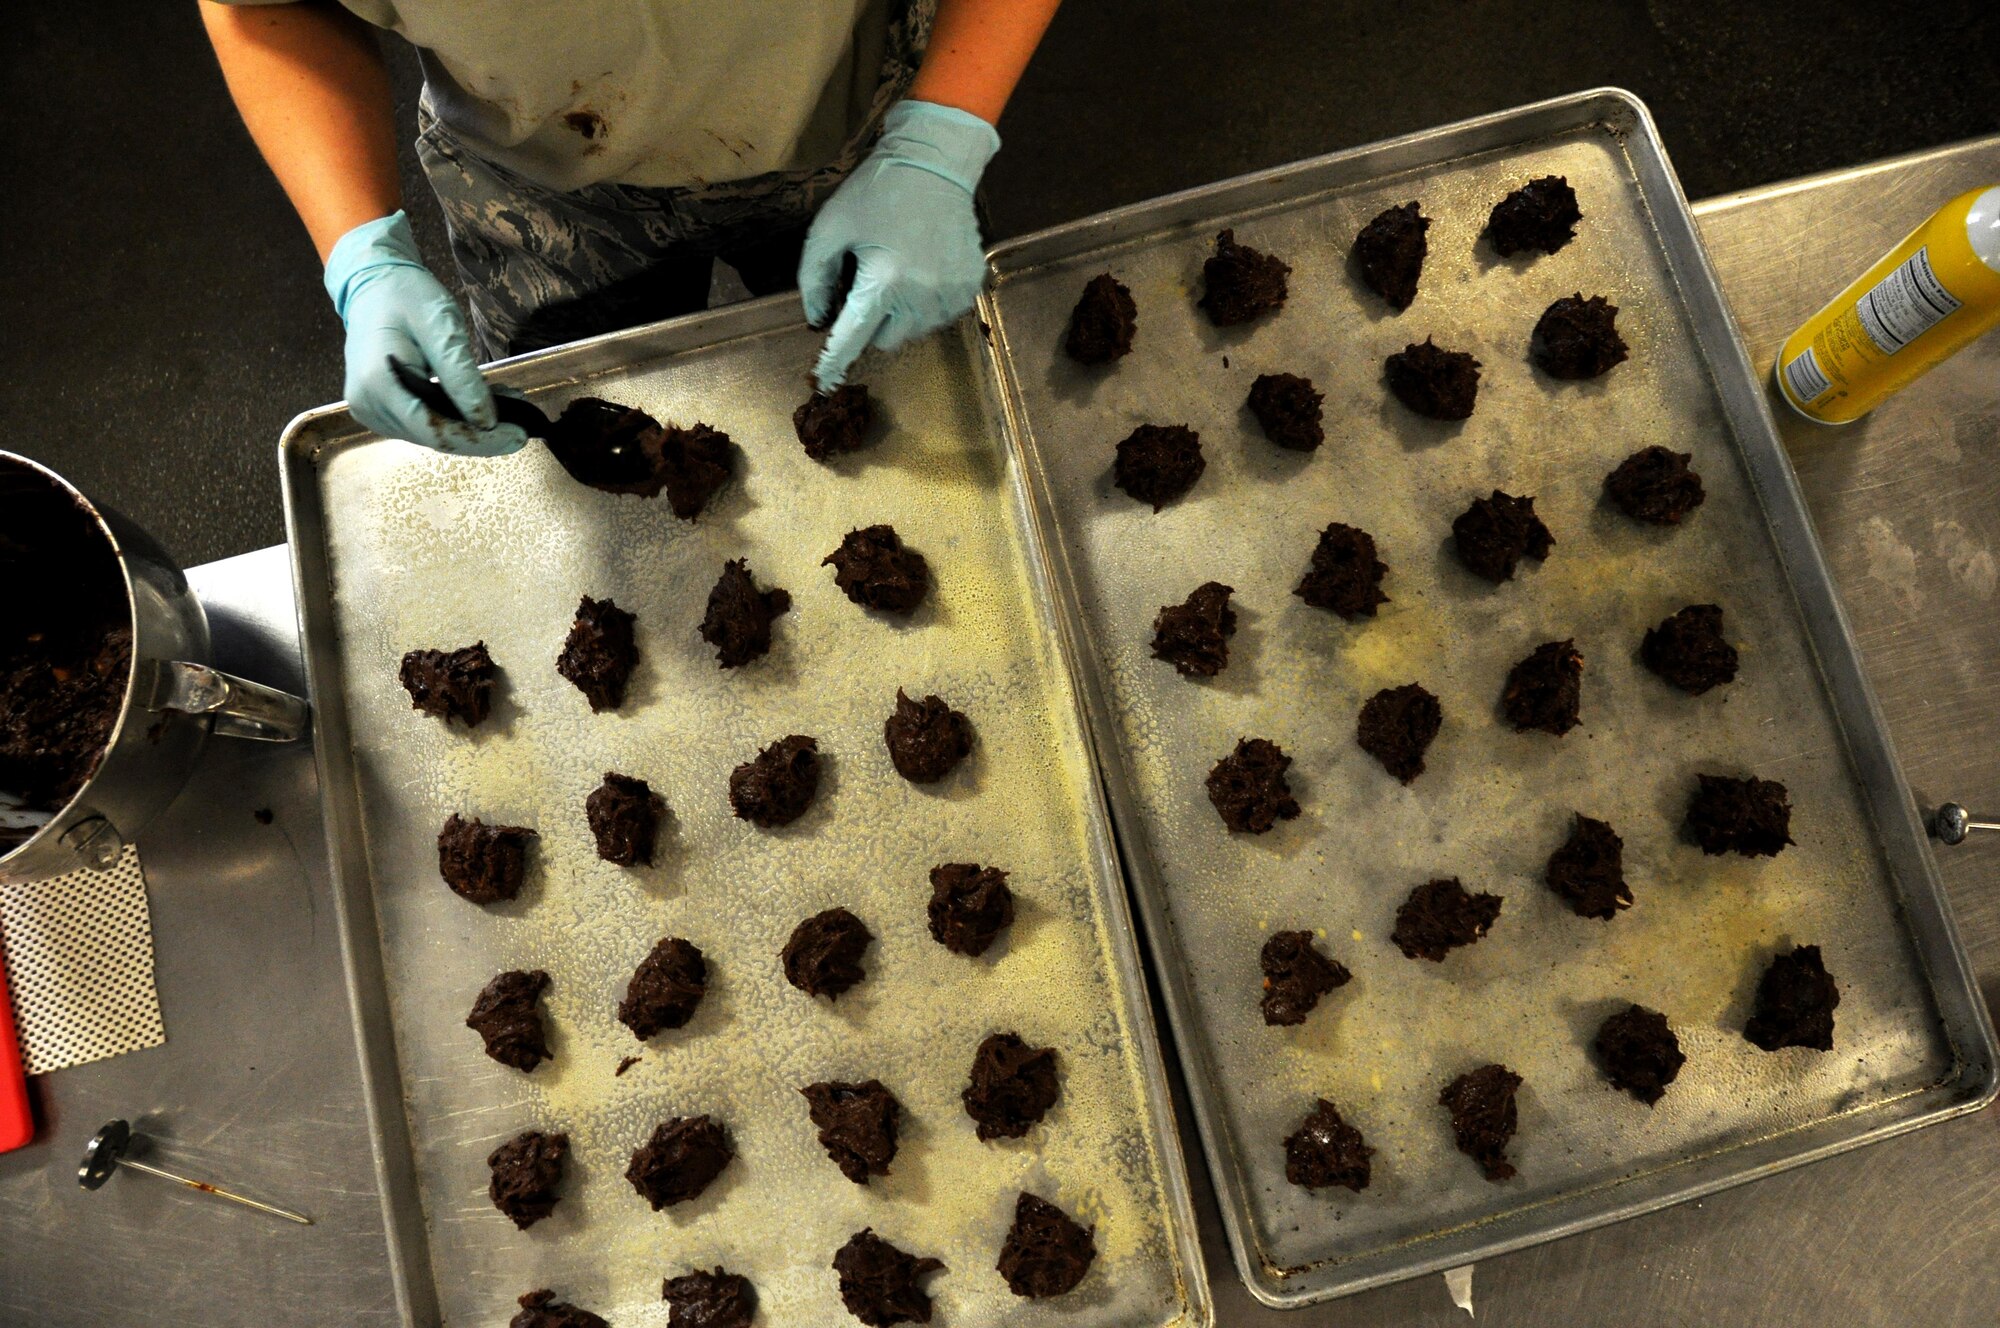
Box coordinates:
[279,301,1209,1326]
[975,89,1997,1304]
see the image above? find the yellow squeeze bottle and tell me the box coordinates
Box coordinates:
[1774,185,2000,424]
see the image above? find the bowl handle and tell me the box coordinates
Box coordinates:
[135,661,310,743]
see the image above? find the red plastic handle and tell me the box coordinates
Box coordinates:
[0,946,33,1152]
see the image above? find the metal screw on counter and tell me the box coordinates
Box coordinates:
[78,1120,312,1225]
[1933,803,2000,846]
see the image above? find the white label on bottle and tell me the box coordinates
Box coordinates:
[1784,346,1833,402]
[1856,246,1962,353]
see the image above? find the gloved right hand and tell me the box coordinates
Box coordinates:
[322,211,525,456]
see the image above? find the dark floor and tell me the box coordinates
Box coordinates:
[3,1,1996,567]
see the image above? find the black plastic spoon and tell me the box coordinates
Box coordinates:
[387,356,551,436]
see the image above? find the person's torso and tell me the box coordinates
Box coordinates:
[345,0,894,191]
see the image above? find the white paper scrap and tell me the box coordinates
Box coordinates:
[1445,1263,1475,1317]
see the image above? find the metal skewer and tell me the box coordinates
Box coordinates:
[78,1119,312,1225]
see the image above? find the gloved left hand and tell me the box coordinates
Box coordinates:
[800,100,1001,392]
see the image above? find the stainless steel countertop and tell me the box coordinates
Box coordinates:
[5,133,1998,1326]
[0,545,401,1324]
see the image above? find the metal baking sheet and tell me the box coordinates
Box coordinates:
[976,89,1997,1304]
[279,300,1209,1326]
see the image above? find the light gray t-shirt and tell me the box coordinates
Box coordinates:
[222,0,893,192]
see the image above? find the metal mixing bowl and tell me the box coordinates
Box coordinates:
[0,452,308,884]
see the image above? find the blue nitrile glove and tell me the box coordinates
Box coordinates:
[323,211,525,456]
[801,100,1001,392]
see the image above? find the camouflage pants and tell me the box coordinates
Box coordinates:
[416,2,934,360]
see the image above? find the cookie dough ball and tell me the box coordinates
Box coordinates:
[618,937,707,1040]
[466,969,552,1072]
[824,525,931,614]
[1533,293,1629,379]
[1440,1063,1523,1181]
[510,1289,607,1328]
[1199,228,1290,325]
[1356,683,1442,784]
[700,559,790,668]
[1545,815,1630,919]
[1064,272,1137,364]
[802,1079,901,1184]
[661,1268,756,1328]
[1283,1097,1373,1191]
[963,1032,1061,1140]
[437,813,537,904]
[729,734,821,827]
[1260,930,1351,1026]
[1484,175,1581,256]
[832,1229,944,1328]
[1605,446,1705,525]
[1685,773,1793,857]
[587,771,666,866]
[399,642,497,727]
[1392,878,1502,961]
[883,689,972,783]
[997,1193,1098,1298]
[1385,337,1480,420]
[927,863,1015,956]
[1745,944,1839,1051]
[1151,581,1237,678]
[1295,522,1388,619]
[1594,1004,1685,1103]
[1114,423,1205,510]
[782,906,873,999]
[1642,604,1739,694]
[1501,639,1583,735]
[1351,201,1429,310]
[656,423,735,519]
[1205,737,1301,833]
[487,1129,568,1229]
[1246,372,1325,450]
[556,594,637,712]
[794,384,876,461]
[1453,490,1553,583]
[625,1115,732,1209]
